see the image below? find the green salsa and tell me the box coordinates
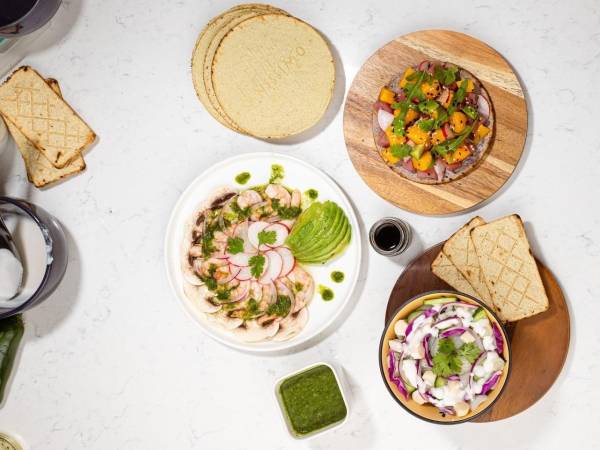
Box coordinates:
[330,271,345,283]
[279,365,347,436]
[235,171,251,185]
[319,285,334,301]
[305,188,319,200]
[269,164,285,184]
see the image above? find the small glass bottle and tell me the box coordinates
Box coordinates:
[369,217,411,256]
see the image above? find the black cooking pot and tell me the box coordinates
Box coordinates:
[0,0,62,38]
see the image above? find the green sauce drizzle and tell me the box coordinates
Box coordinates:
[330,271,345,283]
[235,172,251,185]
[305,189,319,200]
[319,285,334,301]
[269,164,285,184]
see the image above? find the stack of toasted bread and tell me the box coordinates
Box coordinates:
[432,214,549,322]
[0,66,96,188]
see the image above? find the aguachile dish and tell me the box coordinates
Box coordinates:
[181,171,351,343]
[383,295,509,420]
[373,60,494,184]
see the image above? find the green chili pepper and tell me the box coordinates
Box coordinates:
[0,315,24,402]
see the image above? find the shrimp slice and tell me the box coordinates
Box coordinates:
[265,184,291,207]
[237,189,262,208]
[286,266,315,312]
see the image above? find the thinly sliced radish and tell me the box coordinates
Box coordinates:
[220,265,241,285]
[259,250,283,284]
[265,223,288,248]
[231,280,250,302]
[228,252,252,267]
[477,95,490,118]
[236,266,252,281]
[279,220,294,231]
[248,221,270,250]
[378,109,395,132]
[275,247,295,277]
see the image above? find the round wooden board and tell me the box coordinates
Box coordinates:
[343,30,528,215]
[385,242,570,422]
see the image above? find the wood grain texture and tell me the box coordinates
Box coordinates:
[385,242,570,422]
[343,30,527,215]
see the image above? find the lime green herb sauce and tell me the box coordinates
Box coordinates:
[305,189,319,200]
[269,164,285,184]
[330,271,345,283]
[235,172,251,185]
[279,365,347,436]
[319,285,334,301]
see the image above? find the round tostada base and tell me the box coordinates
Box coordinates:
[344,30,527,215]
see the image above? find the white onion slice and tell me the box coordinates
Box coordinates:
[477,95,490,119]
[377,109,395,132]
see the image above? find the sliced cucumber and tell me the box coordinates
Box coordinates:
[423,297,456,306]
[434,377,447,388]
[406,383,416,394]
[472,307,486,321]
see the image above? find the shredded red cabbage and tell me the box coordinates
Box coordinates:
[480,370,502,395]
[492,322,504,353]
[423,334,433,366]
[440,327,466,338]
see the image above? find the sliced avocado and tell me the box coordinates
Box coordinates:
[434,377,447,388]
[410,144,425,159]
[291,204,344,258]
[423,297,456,306]
[301,220,351,264]
[472,307,486,321]
[287,202,338,254]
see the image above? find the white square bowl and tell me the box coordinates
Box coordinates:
[274,362,350,440]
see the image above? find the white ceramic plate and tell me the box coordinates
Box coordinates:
[164,152,362,352]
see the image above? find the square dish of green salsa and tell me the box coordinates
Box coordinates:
[278,364,347,436]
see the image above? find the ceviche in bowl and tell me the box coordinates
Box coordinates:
[379,291,510,424]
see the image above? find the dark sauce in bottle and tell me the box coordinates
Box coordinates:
[369,218,411,256]
[373,223,401,251]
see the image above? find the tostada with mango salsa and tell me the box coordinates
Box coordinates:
[373,60,494,184]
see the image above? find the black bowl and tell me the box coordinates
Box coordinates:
[0,197,67,319]
[0,0,62,38]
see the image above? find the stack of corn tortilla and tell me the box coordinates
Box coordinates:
[0,66,96,188]
[191,4,335,139]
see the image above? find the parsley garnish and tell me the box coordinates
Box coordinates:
[266,295,292,317]
[390,143,412,159]
[457,342,482,364]
[258,230,277,246]
[249,255,266,279]
[227,237,244,255]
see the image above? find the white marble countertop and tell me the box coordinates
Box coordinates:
[1,0,599,448]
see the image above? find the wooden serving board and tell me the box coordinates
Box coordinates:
[343,30,527,215]
[384,243,570,422]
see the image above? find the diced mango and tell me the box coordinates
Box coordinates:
[450,111,468,133]
[379,87,396,104]
[399,67,415,89]
[420,79,441,99]
[431,128,446,145]
[406,124,430,145]
[386,126,406,146]
[405,108,419,125]
[457,79,474,93]
[450,146,471,163]
[473,124,491,144]
[412,151,433,171]
[381,147,401,165]
[394,109,401,117]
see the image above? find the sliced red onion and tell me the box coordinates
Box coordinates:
[438,406,455,416]
[447,374,461,381]
[388,351,409,400]
[468,351,488,390]
[479,371,502,395]
[477,94,490,118]
[377,131,390,148]
[440,327,467,338]
[492,322,504,353]
[373,100,393,113]
[434,159,446,182]
[400,157,416,173]
[378,109,395,132]
[423,334,433,366]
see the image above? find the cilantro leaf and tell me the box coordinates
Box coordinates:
[276,206,302,220]
[258,230,277,246]
[437,337,456,354]
[249,255,266,279]
[390,143,412,159]
[266,295,292,317]
[417,119,435,132]
[227,237,244,255]
[432,352,463,377]
[457,342,481,364]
